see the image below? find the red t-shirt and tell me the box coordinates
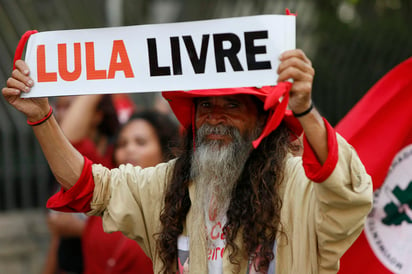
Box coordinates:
[83,216,153,274]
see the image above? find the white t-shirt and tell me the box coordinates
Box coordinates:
[207,218,226,273]
[176,217,276,274]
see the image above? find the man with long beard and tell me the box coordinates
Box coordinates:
[3,49,372,273]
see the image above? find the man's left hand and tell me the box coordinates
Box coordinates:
[277,49,315,114]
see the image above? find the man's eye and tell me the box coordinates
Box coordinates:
[227,102,239,108]
[200,102,211,108]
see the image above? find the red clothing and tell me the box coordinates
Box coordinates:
[72,138,115,169]
[47,157,154,273]
[83,216,153,274]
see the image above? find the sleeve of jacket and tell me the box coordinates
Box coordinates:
[279,130,372,273]
[312,133,373,272]
[86,160,175,259]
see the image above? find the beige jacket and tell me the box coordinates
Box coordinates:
[88,134,372,273]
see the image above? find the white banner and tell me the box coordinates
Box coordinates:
[22,15,295,98]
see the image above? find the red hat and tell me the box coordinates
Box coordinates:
[162,82,303,148]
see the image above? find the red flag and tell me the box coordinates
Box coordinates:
[336,57,412,274]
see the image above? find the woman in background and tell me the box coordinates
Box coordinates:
[82,110,180,273]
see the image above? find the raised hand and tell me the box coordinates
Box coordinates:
[2,59,50,122]
[277,49,314,115]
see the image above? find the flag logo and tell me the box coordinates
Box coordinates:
[364,144,412,273]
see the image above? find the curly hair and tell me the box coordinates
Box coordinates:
[156,130,193,273]
[156,120,292,273]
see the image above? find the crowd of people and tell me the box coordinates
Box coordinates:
[2,48,372,273]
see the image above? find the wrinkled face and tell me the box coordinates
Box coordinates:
[194,94,263,145]
[114,119,163,168]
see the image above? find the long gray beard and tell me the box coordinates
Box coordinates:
[190,124,258,240]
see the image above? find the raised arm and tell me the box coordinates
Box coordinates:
[2,60,84,190]
[60,94,104,143]
[278,49,328,164]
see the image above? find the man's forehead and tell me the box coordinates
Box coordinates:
[194,94,256,102]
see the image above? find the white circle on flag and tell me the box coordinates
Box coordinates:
[365,144,412,273]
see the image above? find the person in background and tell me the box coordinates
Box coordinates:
[153,92,173,116]
[83,110,180,273]
[60,94,120,168]
[43,96,77,274]
[43,94,120,274]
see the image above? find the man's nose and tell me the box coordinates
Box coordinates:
[206,107,227,125]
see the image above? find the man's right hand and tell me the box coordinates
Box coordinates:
[2,59,50,122]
